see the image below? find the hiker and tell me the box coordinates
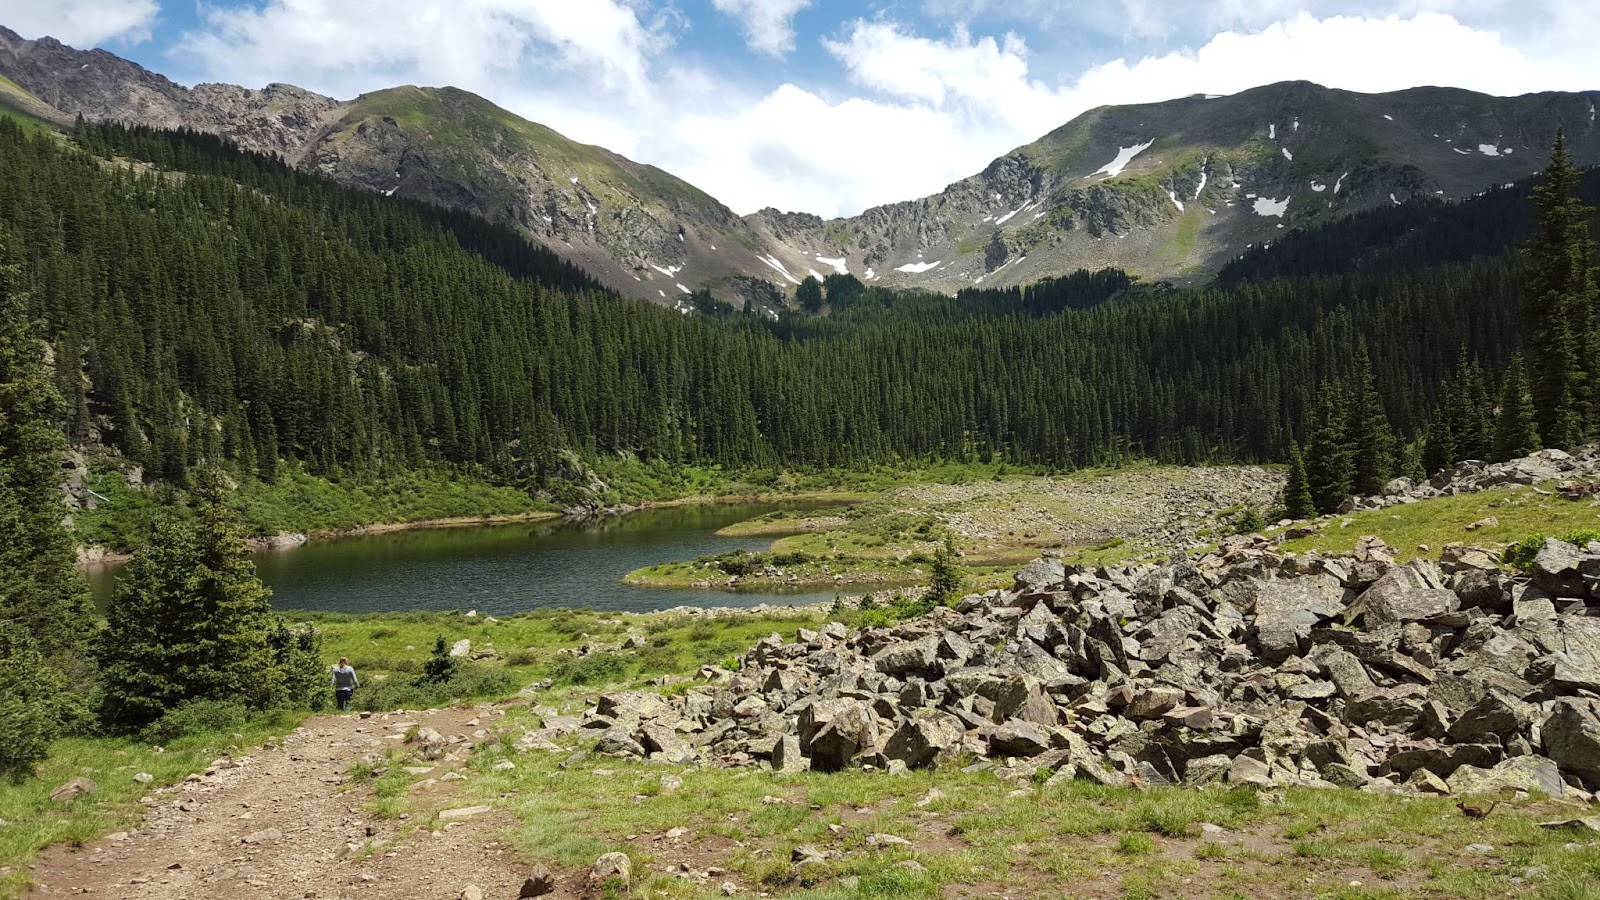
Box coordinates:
[331,657,359,711]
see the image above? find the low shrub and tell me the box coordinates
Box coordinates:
[354,665,518,711]
[142,698,254,744]
[1502,529,1600,571]
[547,652,627,686]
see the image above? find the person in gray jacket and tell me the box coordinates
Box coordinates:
[331,657,359,711]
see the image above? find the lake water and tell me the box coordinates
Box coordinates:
[86,502,848,616]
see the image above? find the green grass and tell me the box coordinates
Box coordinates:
[459,731,1600,899]
[1274,483,1600,561]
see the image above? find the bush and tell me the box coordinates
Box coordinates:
[355,664,518,711]
[142,698,254,744]
[0,622,66,782]
[1502,530,1600,571]
[548,652,627,686]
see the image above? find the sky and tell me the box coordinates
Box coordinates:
[3,1,1599,218]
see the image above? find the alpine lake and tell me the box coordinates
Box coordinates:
[85,502,847,616]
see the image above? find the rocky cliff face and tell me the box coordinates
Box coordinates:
[3,26,1597,302]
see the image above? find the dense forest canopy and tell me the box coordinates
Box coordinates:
[0,119,1591,493]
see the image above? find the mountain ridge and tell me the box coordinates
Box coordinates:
[3,25,1598,302]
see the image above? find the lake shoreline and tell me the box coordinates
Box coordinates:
[75,490,864,570]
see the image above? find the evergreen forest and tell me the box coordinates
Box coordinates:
[0,118,1596,505]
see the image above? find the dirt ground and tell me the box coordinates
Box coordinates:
[26,706,566,900]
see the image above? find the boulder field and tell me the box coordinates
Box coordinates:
[564,529,1600,799]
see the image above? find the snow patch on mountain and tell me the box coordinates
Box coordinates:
[895,260,941,274]
[1167,191,1184,212]
[815,255,848,275]
[758,255,801,285]
[1089,139,1155,179]
[1252,195,1289,217]
[1478,144,1501,156]
[1281,147,1293,161]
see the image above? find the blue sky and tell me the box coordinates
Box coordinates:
[4,1,1598,217]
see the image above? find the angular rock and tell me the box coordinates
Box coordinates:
[771,734,806,774]
[1446,689,1537,746]
[1015,558,1065,591]
[1542,698,1600,788]
[882,709,963,769]
[1553,616,1600,692]
[590,852,631,889]
[1532,539,1585,597]
[1446,755,1566,797]
[1252,574,1347,662]
[989,719,1052,758]
[799,699,877,771]
[1353,560,1458,626]
[49,777,96,803]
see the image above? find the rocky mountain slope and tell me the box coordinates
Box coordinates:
[3,25,1598,301]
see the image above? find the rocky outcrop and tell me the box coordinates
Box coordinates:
[1334,447,1600,516]
[578,531,1600,800]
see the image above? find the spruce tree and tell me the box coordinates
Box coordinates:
[1522,129,1599,448]
[1282,442,1316,520]
[0,245,93,679]
[1345,348,1395,497]
[0,620,66,781]
[1306,383,1354,514]
[97,472,280,730]
[1492,353,1541,462]
[927,537,962,603]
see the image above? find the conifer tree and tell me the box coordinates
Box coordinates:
[1345,348,1395,496]
[0,242,93,680]
[0,620,66,781]
[927,537,962,603]
[796,276,824,314]
[1306,383,1354,514]
[97,472,280,730]
[1522,129,1599,448]
[1492,353,1541,462]
[1282,442,1316,520]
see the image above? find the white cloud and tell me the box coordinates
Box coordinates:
[0,0,158,46]
[159,4,1600,222]
[175,0,669,101]
[710,0,812,57]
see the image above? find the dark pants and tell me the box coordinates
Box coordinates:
[336,687,354,711]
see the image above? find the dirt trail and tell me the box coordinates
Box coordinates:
[28,706,545,899]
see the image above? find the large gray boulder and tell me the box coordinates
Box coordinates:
[1553,616,1600,692]
[1446,755,1566,797]
[883,709,964,769]
[1352,560,1458,626]
[1251,574,1348,662]
[1445,689,1536,745]
[798,699,878,771]
[1542,698,1600,787]
[1531,539,1585,597]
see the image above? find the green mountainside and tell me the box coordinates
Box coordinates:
[2,117,1585,530]
[2,25,1595,303]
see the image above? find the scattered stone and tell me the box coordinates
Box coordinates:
[866,833,913,849]
[438,806,492,820]
[1539,818,1600,833]
[49,777,96,803]
[241,827,283,845]
[449,639,472,658]
[458,886,484,900]
[133,772,153,784]
[590,852,631,889]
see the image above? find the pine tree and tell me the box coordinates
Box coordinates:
[1282,442,1316,520]
[1346,347,1395,496]
[1492,353,1541,462]
[96,472,281,730]
[420,635,458,685]
[1522,129,1599,448]
[1306,383,1354,514]
[796,276,824,314]
[0,243,94,681]
[0,620,66,782]
[927,537,962,604]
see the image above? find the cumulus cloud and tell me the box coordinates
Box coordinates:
[710,0,812,57]
[175,0,671,101]
[0,0,159,46]
[160,4,1600,220]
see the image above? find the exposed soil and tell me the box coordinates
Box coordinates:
[26,706,567,899]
